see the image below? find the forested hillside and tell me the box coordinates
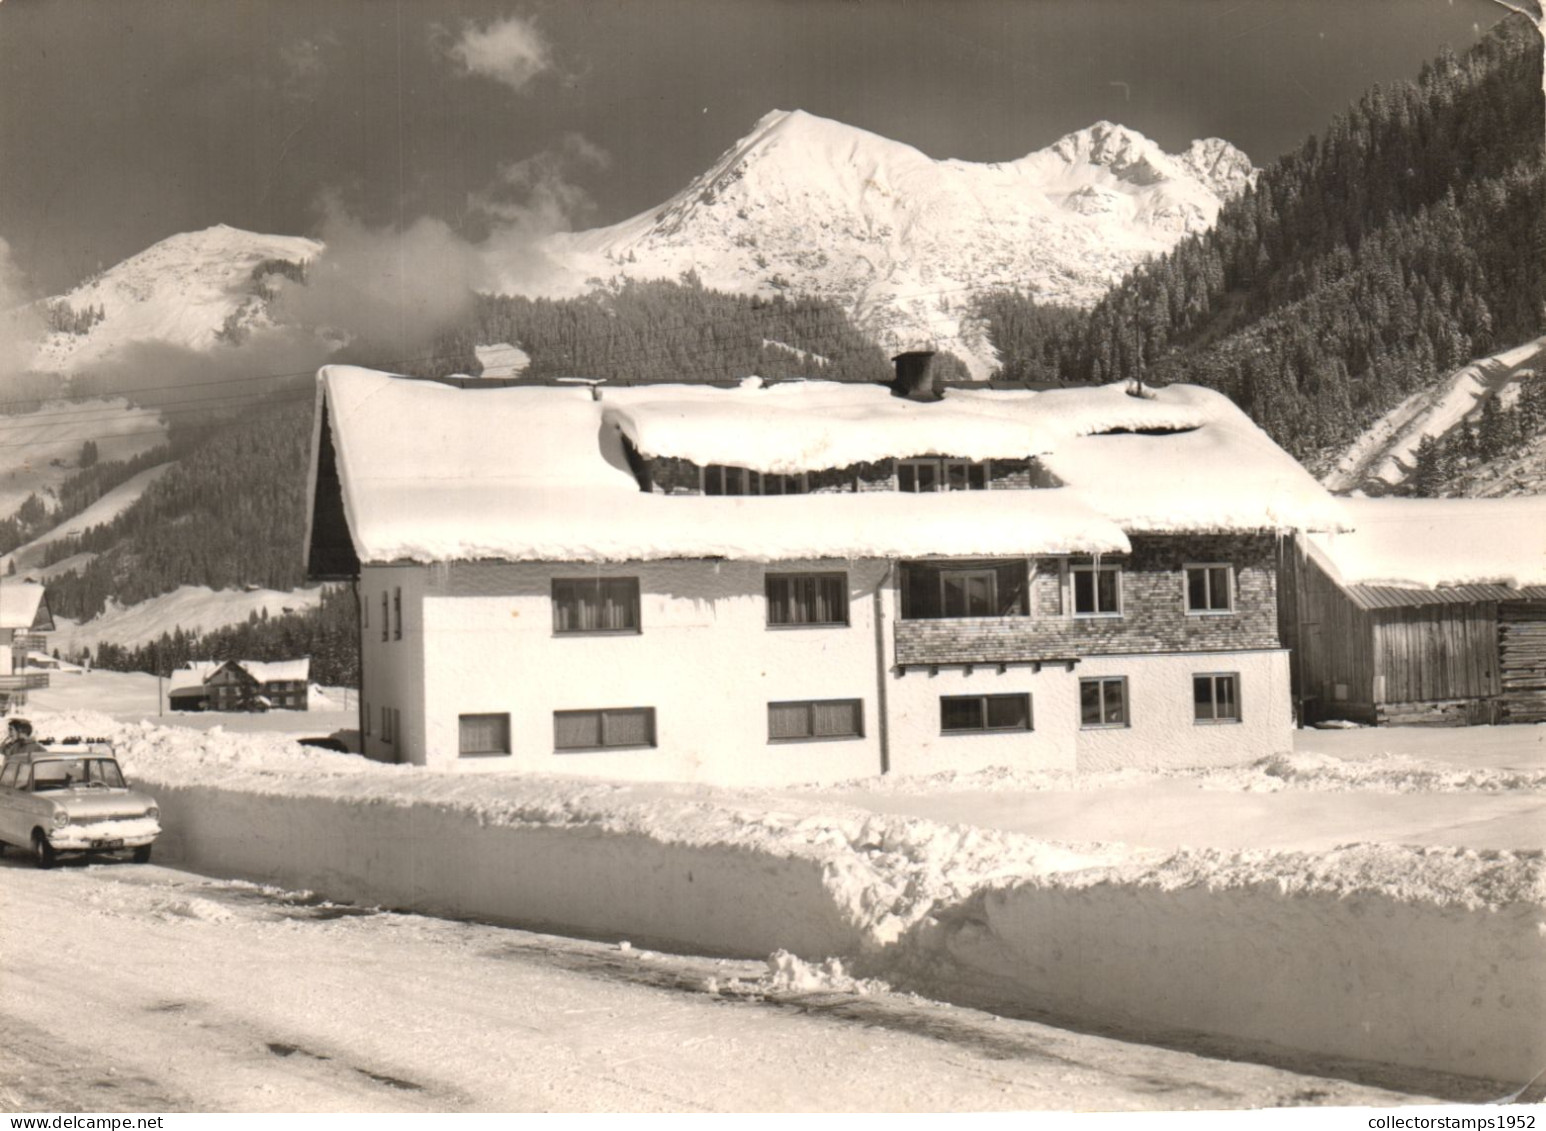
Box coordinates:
[429,276,892,384]
[979,17,1544,464]
[40,392,313,620]
[34,278,889,634]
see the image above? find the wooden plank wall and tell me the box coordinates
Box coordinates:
[1497,601,1546,723]
[1284,540,1377,722]
[1372,604,1499,705]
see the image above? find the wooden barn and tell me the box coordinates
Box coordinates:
[1283,497,1546,726]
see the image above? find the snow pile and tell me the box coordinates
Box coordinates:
[1252,751,1546,794]
[757,950,888,996]
[1312,496,1546,590]
[46,710,1546,1084]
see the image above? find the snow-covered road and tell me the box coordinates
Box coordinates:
[0,856,1440,1113]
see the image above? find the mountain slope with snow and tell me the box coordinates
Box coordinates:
[1325,335,1546,494]
[527,111,1254,375]
[30,225,321,375]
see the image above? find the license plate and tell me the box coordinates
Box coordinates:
[94,839,124,850]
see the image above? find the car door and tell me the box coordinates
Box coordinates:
[0,760,29,845]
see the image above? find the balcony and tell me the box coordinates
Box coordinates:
[0,672,50,691]
[894,619,1078,671]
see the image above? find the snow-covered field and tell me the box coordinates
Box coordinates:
[47,584,324,656]
[12,674,1545,1093]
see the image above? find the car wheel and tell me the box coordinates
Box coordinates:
[32,832,55,870]
[132,844,152,865]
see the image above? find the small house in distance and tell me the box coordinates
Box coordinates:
[0,580,53,710]
[304,362,1347,784]
[1284,497,1546,725]
[167,659,310,712]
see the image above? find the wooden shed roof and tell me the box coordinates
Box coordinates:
[1344,584,1546,611]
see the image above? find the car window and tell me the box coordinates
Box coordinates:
[0,761,16,789]
[32,761,79,791]
[86,759,126,788]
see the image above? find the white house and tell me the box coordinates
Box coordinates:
[0,580,53,709]
[304,360,1346,785]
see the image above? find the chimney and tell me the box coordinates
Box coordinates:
[890,350,941,401]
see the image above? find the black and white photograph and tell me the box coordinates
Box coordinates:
[0,0,1542,1117]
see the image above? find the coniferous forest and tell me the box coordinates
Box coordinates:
[977,16,1544,465]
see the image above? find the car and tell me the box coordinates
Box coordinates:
[0,740,160,869]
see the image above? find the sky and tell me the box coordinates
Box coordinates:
[0,0,1513,298]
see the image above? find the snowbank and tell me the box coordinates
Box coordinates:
[53,710,1546,1088]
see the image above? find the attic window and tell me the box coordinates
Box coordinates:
[899,458,988,492]
[703,465,807,495]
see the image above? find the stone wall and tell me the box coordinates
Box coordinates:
[896,534,1280,666]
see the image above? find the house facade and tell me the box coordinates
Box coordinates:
[0,580,53,710]
[167,658,310,712]
[307,362,1343,784]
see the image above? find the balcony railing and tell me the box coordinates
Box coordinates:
[894,618,1079,670]
[0,672,50,691]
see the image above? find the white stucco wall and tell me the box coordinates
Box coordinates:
[359,565,427,764]
[414,559,891,784]
[1072,649,1293,771]
[886,664,1080,776]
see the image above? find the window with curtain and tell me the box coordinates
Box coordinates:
[767,699,863,741]
[554,707,656,751]
[552,578,641,634]
[939,694,1032,733]
[766,573,849,626]
[459,713,511,756]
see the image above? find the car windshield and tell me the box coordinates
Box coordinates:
[32,758,127,791]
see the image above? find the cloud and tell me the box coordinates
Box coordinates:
[273,201,487,366]
[0,236,44,382]
[474,134,610,292]
[441,14,553,92]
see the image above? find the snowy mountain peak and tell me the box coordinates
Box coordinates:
[536,109,1254,377]
[32,225,322,374]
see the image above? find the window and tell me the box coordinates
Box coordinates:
[0,761,18,789]
[381,592,389,642]
[393,587,403,640]
[1072,562,1122,616]
[459,713,511,756]
[703,465,807,495]
[900,560,1029,619]
[940,694,1032,734]
[380,705,394,744]
[1193,673,1241,723]
[1080,677,1129,728]
[554,707,656,751]
[1185,565,1233,613]
[940,568,998,617]
[898,458,988,493]
[766,573,849,627]
[552,577,641,634]
[767,699,863,741]
[363,701,371,736]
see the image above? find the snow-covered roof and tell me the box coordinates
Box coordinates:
[310,366,1345,567]
[168,658,310,693]
[167,662,220,695]
[0,581,51,630]
[1311,497,1546,592]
